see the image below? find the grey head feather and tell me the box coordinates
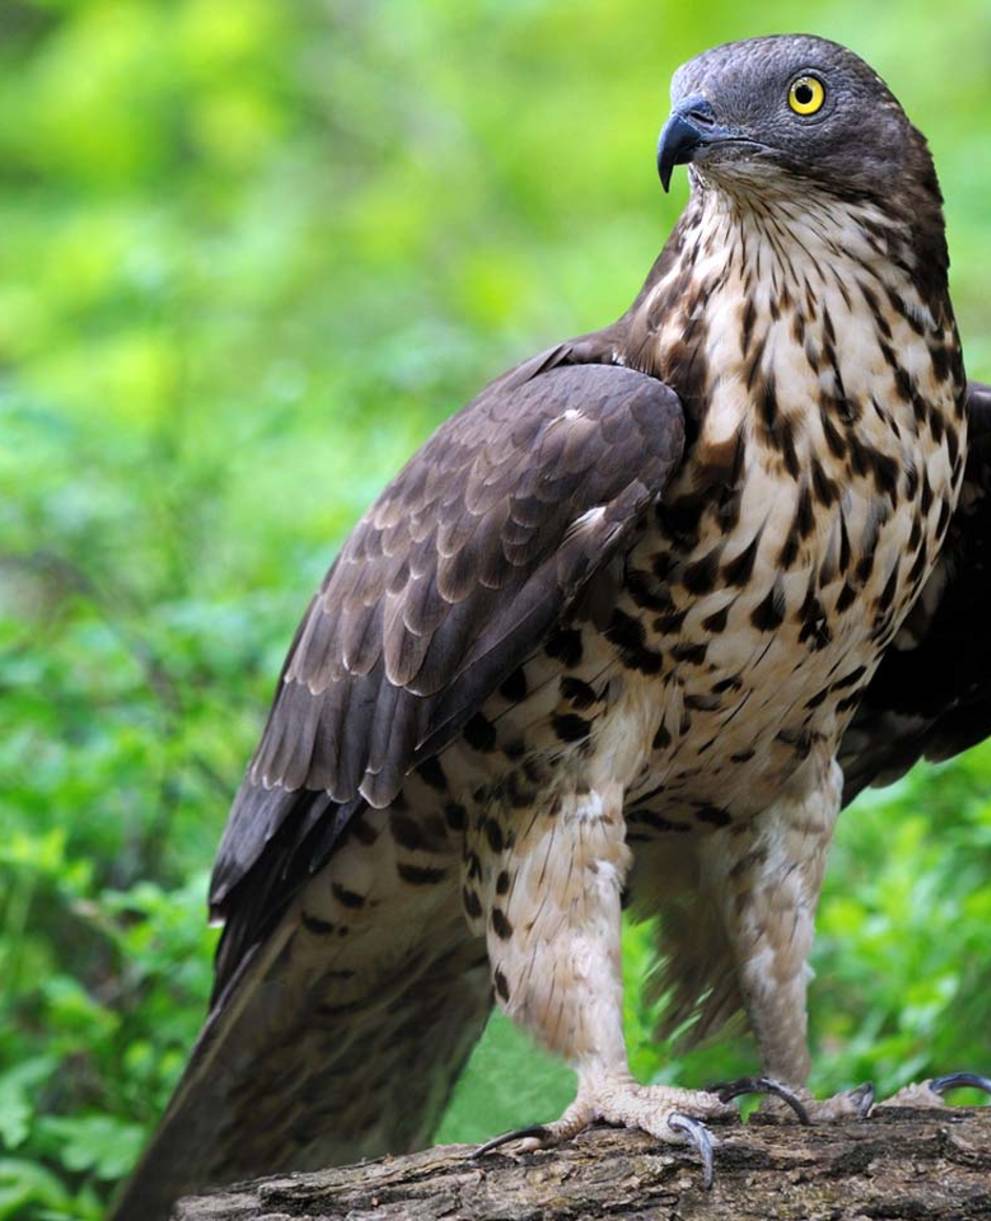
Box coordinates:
[668,34,938,206]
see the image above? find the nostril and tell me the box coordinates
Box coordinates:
[688,109,715,127]
[679,96,717,127]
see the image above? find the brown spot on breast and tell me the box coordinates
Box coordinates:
[652,723,672,750]
[741,297,757,354]
[351,818,379,846]
[835,689,865,714]
[723,534,762,586]
[794,485,815,538]
[702,604,731,633]
[332,882,366,909]
[855,552,875,584]
[606,608,663,674]
[681,546,724,595]
[390,813,425,852]
[810,456,839,507]
[797,588,831,650]
[696,805,732,827]
[499,667,528,703]
[833,665,867,691]
[628,809,687,833]
[626,566,673,612]
[695,430,744,485]
[671,641,708,665]
[758,374,778,430]
[744,331,768,390]
[655,607,688,634]
[819,408,846,459]
[777,531,800,570]
[445,802,467,831]
[464,712,498,753]
[836,582,857,613]
[659,494,707,546]
[398,862,447,886]
[417,757,448,792]
[560,676,598,709]
[920,471,933,515]
[778,416,801,480]
[751,582,786,632]
[545,626,583,667]
[553,712,593,742]
[484,819,504,854]
[505,771,535,809]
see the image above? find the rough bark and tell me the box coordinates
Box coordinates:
[176,1107,991,1220]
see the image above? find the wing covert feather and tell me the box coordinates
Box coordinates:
[209,346,684,951]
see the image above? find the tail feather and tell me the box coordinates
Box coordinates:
[110,891,490,1221]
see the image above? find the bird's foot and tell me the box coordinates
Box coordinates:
[722,1071,991,1124]
[876,1071,991,1109]
[474,1074,806,1188]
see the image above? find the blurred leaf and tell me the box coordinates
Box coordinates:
[0,1058,57,1150]
[37,1114,145,1181]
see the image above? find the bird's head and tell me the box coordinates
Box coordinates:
[658,34,940,209]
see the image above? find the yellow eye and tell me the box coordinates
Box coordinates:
[788,75,825,115]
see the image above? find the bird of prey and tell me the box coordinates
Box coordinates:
[113,33,991,1218]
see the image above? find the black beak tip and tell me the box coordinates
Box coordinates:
[656,106,711,193]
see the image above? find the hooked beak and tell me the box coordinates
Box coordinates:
[657,96,723,192]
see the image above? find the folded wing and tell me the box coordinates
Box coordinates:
[840,381,991,802]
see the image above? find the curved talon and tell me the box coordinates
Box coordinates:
[667,1112,715,1190]
[472,1124,549,1158]
[710,1074,811,1125]
[930,1072,991,1098]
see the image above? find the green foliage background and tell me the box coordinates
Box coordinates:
[1,0,989,1214]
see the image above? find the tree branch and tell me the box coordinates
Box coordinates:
[176,1107,991,1220]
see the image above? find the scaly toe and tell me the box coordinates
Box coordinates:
[803,1082,875,1122]
[592,1080,734,1188]
[879,1072,991,1109]
[594,1081,736,1137]
[733,1080,874,1123]
[472,1079,733,1188]
[472,1099,594,1157]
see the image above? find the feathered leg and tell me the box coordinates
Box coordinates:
[707,757,990,1118]
[703,753,873,1119]
[467,779,736,1180]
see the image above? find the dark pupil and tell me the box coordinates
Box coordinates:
[795,83,814,105]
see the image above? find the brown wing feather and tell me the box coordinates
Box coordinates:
[209,337,684,991]
[840,380,991,802]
